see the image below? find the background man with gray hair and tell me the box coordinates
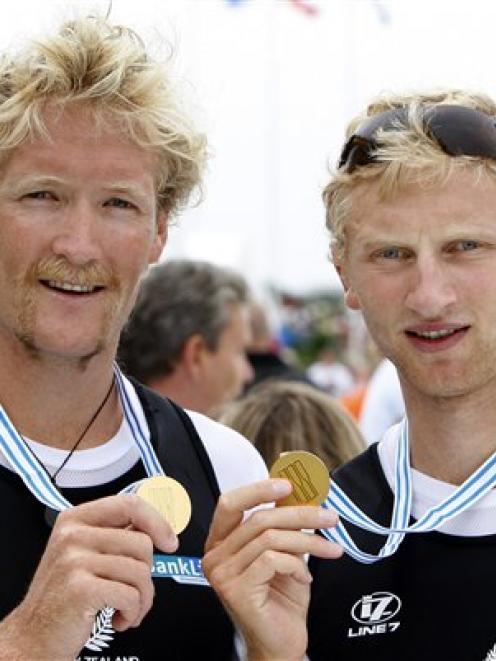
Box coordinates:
[118,259,254,416]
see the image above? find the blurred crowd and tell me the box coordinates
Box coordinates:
[118,258,405,471]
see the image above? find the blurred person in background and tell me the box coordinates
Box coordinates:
[118,260,254,417]
[306,343,355,397]
[339,382,367,421]
[339,331,382,421]
[245,300,313,391]
[359,357,405,445]
[221,380,365,470]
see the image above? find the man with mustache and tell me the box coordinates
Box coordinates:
[0,14,341,661]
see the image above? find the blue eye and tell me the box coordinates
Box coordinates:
[378,247,405,259]
[24,191,55,200]
[105,198,136,210]
[457,240,479,251]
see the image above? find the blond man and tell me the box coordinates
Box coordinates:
[305,91,496,660]
[205,89,496,660]
[0,14,342,661]
[0,14,258,660]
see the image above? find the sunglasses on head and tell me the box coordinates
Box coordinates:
[338,104,496,173]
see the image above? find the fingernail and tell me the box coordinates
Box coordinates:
[167,534,178,551]
[271,479,292,496]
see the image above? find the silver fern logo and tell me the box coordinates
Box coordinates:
[84,607,115,652]
[484,643,496,661]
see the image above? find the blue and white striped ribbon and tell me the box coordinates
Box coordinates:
[321,418,496,563]
[0,364,164,512]
[0,365,168,650]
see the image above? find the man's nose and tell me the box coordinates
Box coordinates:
[50,201,103,265]
[405,255,457,318]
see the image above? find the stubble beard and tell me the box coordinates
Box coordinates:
[392,343,496,402]
[15,284,38,359]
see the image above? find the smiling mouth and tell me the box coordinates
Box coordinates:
[405,327,468,341]
[39,279,105,295]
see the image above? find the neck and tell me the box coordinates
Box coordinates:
[0,340,122,450]
[148,370,211,416]
[402,379,496,485]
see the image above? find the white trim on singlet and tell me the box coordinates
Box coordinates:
[0,416,140,488]
[186,409,268,493]
[378,424,496,536]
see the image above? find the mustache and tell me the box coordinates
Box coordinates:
[31,257,118,289]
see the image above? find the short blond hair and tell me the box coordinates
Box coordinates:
[324,89,496,258]
[220,380,365,471]
[0,15,205,217]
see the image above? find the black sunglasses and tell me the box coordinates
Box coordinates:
[338,105,496,173]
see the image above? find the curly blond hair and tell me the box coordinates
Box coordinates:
[324,89,496,258]
[0,15,205,217]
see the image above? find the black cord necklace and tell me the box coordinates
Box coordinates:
[23,375,116,486]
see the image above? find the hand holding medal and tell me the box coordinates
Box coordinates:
[202,457,341,661]
[0,369,186,659]
[269,450,330,507]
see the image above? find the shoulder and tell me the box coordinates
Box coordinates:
[333,444,387,501]
[329,444,394,532]
[129,379,268,492]
[185,410,269,493]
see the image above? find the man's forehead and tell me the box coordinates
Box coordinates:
[343,169,496,245]
[40,100,117,133]
[346,167,495,219]
[0,107,159,187]
[14,101,153,159]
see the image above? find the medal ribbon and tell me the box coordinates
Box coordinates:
[0,365,168,649]
[0,365,164,511]
[320,418,496,563]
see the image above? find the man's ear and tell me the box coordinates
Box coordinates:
[332,247,361,311]
[344,286,361,311]
[180,334,208,380]
[149,211,168,264]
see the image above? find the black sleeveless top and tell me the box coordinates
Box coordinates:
[308,445,496,660]
[0,382,235,660]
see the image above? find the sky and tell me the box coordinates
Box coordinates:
[1,0,496,295]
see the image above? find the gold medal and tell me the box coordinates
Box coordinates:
[269,451,330,507]
[136,476,192,534]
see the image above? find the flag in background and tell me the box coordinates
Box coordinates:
[225,0,319,16]
[223,0,393,22]
[289,0,319,16]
